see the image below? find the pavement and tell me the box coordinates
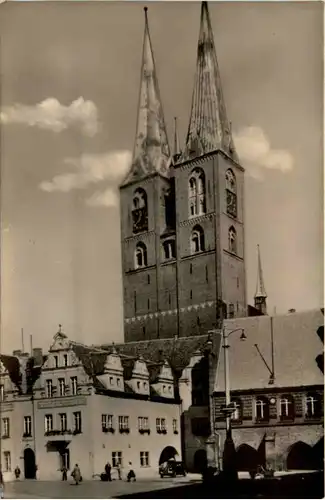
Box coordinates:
[3,474,202,499]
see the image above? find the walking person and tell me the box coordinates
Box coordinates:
[105,462,112,482]
[71,464,81,485]
[14,466,21,480]
[61,466,68,481]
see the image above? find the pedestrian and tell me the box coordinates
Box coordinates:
[14,466,21,480]
[0,469,4,499]
[61,466,68,481]
[71,464,81,485]
[127,462,136,483]
[105,462,112,482]
[116,463,122,480]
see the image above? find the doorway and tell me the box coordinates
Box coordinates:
[24,448,36,479]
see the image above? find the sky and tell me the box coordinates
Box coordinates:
[0,1,323,354]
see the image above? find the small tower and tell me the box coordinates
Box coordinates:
[254,244,267,315]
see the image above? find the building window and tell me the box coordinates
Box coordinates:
[2,418,10,438]
[189,168,206,217]
[231,399,242,422]
[71,376,78,396]
[305,393,322,418]
[225,169,237,218]
[255,397,270,422]
[0,385,4,401]
[228,303,235,319]
[135,242,148,268]
[23,416,32,437]
[63,354,68,367]
[191,225,205,253]
[58,378,65,397]
[118,416,129,432]
[117,378,121,387]
[279,395,295,420]
[54,355,58,368]
[138,417,149,431]
[59,413,67,432]
[140,451,149,467]
[73,411,82,433]
[112,451,122,468]
[102,414,113,432]
[46,379,53,398]
[172,419,178,434]
[109,376,114,385]
[132,188,148,234]
[45,414,53,433]
[156,418,166,434]
[163,239,176,260]
[3,451,11,472]
[228,226,237,254]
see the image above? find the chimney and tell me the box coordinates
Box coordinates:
[288,309,296,314]
[32,348,43,366]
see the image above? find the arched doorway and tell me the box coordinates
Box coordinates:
[236,444,258,471]
[193,449,207,473]
[287,441,314,470]
[159,446,178,465]
[24,448,36,479]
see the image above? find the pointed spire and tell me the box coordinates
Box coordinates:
[254,244,267,315]
[255,245,267,298]
[173,117,181,163]
[122,7,171,186]
[181,2,238,163]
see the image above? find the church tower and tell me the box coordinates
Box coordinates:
[120,8,177,342]
[171,1,247,335]
[254,244,267,315]
[121,2,247,342]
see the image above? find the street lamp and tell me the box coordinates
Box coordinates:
[208,327,246,478]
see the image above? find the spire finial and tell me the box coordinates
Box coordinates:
[121,5,171,187]
[180,1,238,163]
[254,244,267,315]
[58,324,62,333]
[173,117,181,162]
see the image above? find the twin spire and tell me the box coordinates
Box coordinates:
[123,2,237,186]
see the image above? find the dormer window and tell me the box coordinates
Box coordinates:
[137,381,141,390]
[54,356,58,368]
[0,385,4,402]
[163,385,166,393]
[117,378,121,387]
[109,377,114,385]
[63,354,68,367]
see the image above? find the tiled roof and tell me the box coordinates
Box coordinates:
[71,334,220,385]
[214,309,324,392]
[0,355,22,391]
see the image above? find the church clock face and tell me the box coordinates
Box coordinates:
[132,207,148,234]
[226,190,237,218]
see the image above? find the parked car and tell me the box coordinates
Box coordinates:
[159,460,186,478]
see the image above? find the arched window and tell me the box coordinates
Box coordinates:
[135,242,148,269]
[280,394,295,420]
[191,225,205,254]
[305,392,322,418]
[255,396,270,422]
[189,169,206,217]
[228,226,237,254]
[163,239,176,260]
[132,188,148,234]
[231,398,242,422]
[225,169,237,218]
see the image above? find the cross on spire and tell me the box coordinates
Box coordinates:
[121,7,171,186]
[254,244,267,315]
[180,2,238,163]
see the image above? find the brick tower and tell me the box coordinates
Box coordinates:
[121,3,247,342]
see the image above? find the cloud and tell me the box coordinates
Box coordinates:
[40,150,132,206]
[0,97,99,136]
[233,126,294,179]
[86,188,119,208]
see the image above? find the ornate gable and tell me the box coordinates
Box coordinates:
[49,326,70,352]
